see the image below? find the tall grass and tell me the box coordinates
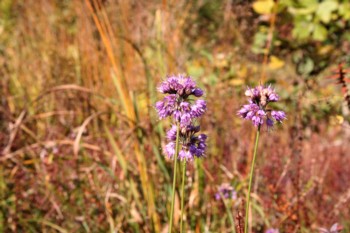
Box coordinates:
[84,1,160,231]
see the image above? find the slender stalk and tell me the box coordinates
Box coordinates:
[169,122,181,233]
[244,127,261,233]
[180,160,187,233]
[220,194,236,233]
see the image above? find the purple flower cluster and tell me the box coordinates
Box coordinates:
[215,183,237,200]
[156,75,207,127]
[238,85,286,128]
[165,125,207,161]
[156,75,207,161]
[265,228,279,233]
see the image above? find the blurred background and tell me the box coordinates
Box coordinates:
[1,0,350,232]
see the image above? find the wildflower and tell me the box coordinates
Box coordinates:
[155,74,206,127]
[265,229,279,233]
[238,85,286,129]
[164,124,207,161]
[156,75,208,233]
[240,85,286,233]
[156,75,208,161]
[215,183,237,200]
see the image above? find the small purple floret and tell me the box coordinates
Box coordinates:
[155,95,177,119]
[191,99,206,118]
[266,118,274,127]
[166,125,177,141]
[165,142,176,158]
[271,110,286,122]
[193,88,204,97]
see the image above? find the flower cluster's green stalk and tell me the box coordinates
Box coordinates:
[220,193,236,233]
[180,161,187,233]
[169,122,180,233]
[244,127,260,233]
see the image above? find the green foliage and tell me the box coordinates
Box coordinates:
[285,0,341,41]
[288,0,348,43]
[252,0,350,78]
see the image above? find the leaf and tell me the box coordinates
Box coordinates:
[336,115,344,124]
[297,57,314,75]
[104,125,128,176]
[288,0,318,16]
[317,45,334,55]
[316,0,338,23]
[288,6,317,15]
[299,0,318,8]
[237,65,248,79]
[292,21,312,39]
[268,56,285,70]
[312,23,328,41]
[339,2,350,20]
[229,79,244,86]
[252,0,274,14]
[279,0,294,8]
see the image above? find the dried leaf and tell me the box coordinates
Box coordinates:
[268,56,285,70]
[252,0,274,14]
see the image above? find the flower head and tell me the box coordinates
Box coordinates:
[156,74,206,127]
[164,125,207,161]
[215,183,237,200]
[238,85,286,129]
[157,74,207,161]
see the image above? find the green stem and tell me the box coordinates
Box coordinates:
[244,127,260,233]
[180,160,187,233]
[221,195,236,233]
[169,122,181,233]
